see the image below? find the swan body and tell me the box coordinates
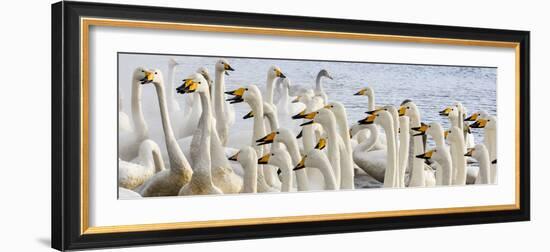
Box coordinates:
[352,124,387,182]
[229,147,258,193]
[137,69,193,197]
[470,115,497,183]
[118,140,166,190]
[465,144,492,184]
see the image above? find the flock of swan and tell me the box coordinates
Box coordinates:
[118,58,497,198]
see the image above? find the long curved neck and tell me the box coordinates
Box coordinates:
[276,159,293,192]
[432,131,446,148]
[142,142,165,173]
[282,136,309,191]
[450,135,467,185]
[367,93,375,111]
[381,120,397,188]
[153,82,191,173]
[214,70,226,117]
[357,126,379,153]
[315,74,324,92]
[241,157,258,193]
[398,117,410,188]
[317,159,337,190]
[266,75,277,104]
[250,99,266,147]
[408,109,425,187]
[193,93,214,182]
[322,118,341,186]
[166,63,177,112]
[484,128,497,161]
[435,151,452,185]
[476,150,491,184]
[131,79,148,139]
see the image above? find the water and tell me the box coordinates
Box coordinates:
[118,53,496,153]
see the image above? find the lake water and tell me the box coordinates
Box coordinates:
[118,53,496,156]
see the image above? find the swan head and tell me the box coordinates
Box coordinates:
[445,126,462,141]
[439,105,459,120]
[354,87,373,96]
[228,146,257,163]
[196,67,213,85]
[216,59,235,75]
[268,65,286,79]
[416,149,435,160]
[176,73,209,94]
[324,102,347,119]
[314,138,327,150]
[318,69,333,80]
[134,67,163,85]
[226,85,261,105]
[294,149,326,171]
[358,110,392,126]
[464,111,489,121]
[470,115,496,130]
[464,144,489,160]
[298,108,334,127]
[257,149,291,171]
[256,128,293,146]
[398,100,419,117]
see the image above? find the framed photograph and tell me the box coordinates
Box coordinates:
[52,1,530,251]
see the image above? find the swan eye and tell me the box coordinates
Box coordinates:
[276,131,280,134]
[316,112,320,114]
[487,120,491,122]
[154,72,157,74]
[407,106,410,109]
[271,153,275,156]
[245,88,249,91]
[141,70,144,72]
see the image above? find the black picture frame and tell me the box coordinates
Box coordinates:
[52,1,530,251]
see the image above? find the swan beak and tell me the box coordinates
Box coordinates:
[411,122,429,136]
[464,113,479,121]
[444,130,450,139]
[300,120,314,126]
[470,119,488,128]
[439,107,452,116]
[176,79,198,94]
[354,88,367,96]
[358,114,376,125]
[296,129,303,139]
[243,111,254,119]
[223,64,234,75]
[293,156,306,171]
[225,87,246,104]
[228,151,239,161]
[139,70,155,84]
[492,159,497,164]
[292,96,301,103]
[398,106,407,116]
[257,153,271,164]
[275,69,286,78]
[416,150,434,160]
[298,112,317,125]
[256,132,276,145]
[464,148,474,157]
[315,138,327,150]
[327,74,334,80]
[365,109,381,115]
[292,109,307,119]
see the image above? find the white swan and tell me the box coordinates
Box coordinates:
[119,67,150,161]
[136,69,193,197]
[178,80,222,196]
[358,110,398,187]
[325,102,355,189]
[470,115,497,183]
[399,100,435,187]
[212,59,236,146]
[258,148,294,192]
[228,146,258,193]
[119,187,142,199]
[118,139,166,190]
[298,108,345,189]
[354,87,376,111]
[179,73,243,194]
[226,85,278,192]
[465,144,492,184]
[352,124,387,182]
[314,69,333,104]
[276,78,306,122]
[294,149,337,190]
[445,126,468,185]
[397,116,410,188]
[413,122,452,186]
[265,65,287,105]
[256,128,310,191]
[416,145,453,186]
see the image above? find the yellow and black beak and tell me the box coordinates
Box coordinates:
[358,114,376,125]
[223,63,235,75]
[176,79,198,94]
[464,148,474,157]
[299,112,317,126]
[439,107,452,116]
[292,109,308,119]
[411,122,429,136]
[243,111,254,119]
[275,69,286,78]
[315,138,327,150]
[470,119,488,128]
[354,88,367,96]
[398,106,407,116]
[139,70,155,84]
[293,156,306,171]
[292,96,301,103]
[228,151,239,161]
[225,87,246,104]
[256,132,276,146]
[444,130,450,139]
[464,113,479,121]
[257,153,271,164]
[365,108,381,115]
[416,150,434,160]
[296,129,303,139]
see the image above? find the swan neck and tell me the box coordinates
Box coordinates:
[166,63,176,111]
[266,76,276,104]
[315,74,323,92]
[367,93,375,111]
[214,70,226,116]
[131,79,148,139]
[241,157,258,193]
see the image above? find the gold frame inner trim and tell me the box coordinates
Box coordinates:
[80,17,521,235]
